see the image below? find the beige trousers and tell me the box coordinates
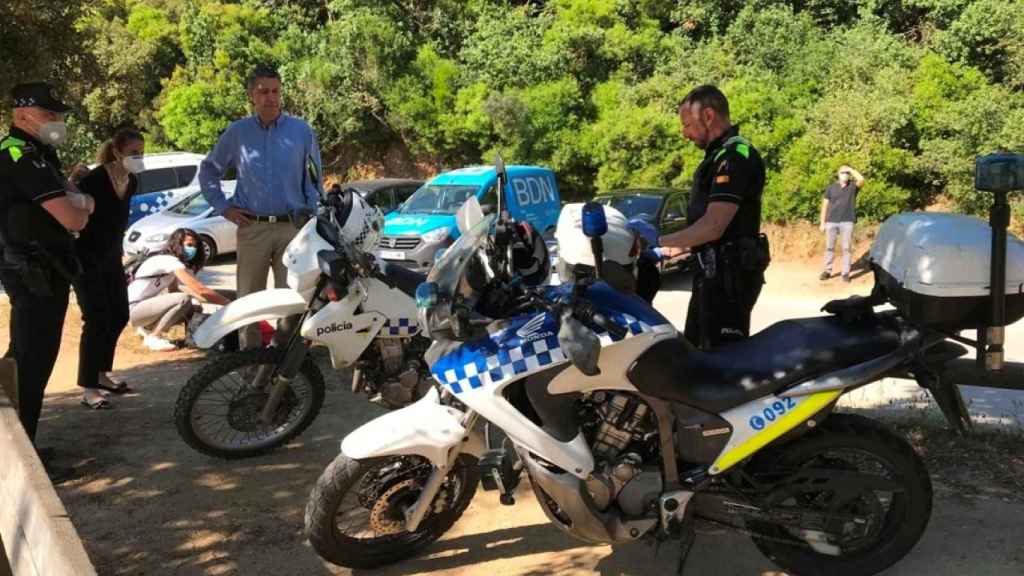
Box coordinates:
[236,221,301,348]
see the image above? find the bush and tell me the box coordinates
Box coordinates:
[25,0,1024,225]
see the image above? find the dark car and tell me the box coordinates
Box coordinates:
[341,178,424,215]
[594,188,692,272]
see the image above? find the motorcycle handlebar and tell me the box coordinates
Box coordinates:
[525,287,629,339]
[588,309,628,339]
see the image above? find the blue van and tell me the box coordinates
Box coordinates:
[378,165,561,271]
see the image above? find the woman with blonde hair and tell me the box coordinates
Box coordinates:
[74,128,146,409]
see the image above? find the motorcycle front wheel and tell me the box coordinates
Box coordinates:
[174,347,326,459]
[305,453,479,569]
[747,413,932,576]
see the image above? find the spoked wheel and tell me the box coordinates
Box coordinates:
[305,454,479,569]
[747,413,932,576]
[174,348,325,459]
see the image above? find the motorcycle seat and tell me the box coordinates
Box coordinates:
[628,315,901,413]
[384,264,427,299]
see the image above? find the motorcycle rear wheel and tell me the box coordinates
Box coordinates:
[747,413,932,576]
[305,453,479,569]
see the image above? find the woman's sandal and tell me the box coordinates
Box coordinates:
[96,381,132,395]
[81,397,112,410]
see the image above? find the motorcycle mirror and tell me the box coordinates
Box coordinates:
[456,195,484,236]
[495,154,506,181]
[976,152,1024,193]
[415,281,439,309]
[558,309,601,376]
[494,153,508,220]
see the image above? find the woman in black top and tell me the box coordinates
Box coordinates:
[74,128,145,409]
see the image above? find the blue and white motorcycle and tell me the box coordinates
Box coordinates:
[304,164,933,575]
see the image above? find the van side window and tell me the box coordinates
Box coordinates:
[136,168,180,195]
[397,186,418,204]
[368,189,396,212]
[175,165,198,187]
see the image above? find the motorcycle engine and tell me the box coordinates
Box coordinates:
[377,339,405,374]
[591,392,651,461]
[582,392,661,513]
[355,336,432,409]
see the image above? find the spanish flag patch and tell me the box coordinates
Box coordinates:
[715,175,730,184]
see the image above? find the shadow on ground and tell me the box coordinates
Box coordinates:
[39,349,1024,576]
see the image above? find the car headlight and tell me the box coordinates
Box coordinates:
[145,233,169,243]
[421,227,449,244]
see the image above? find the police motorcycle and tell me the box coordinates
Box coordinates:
[302,158,964,576]
[174,188,435,459]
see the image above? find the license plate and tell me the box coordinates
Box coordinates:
[379,250,405,260]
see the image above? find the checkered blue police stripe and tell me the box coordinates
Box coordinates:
[134,192,175,218]
[382,317,420,337]
[433,312,657,394]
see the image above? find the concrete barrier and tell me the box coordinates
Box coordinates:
[0,360,96,576]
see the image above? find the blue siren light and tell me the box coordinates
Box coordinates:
[582,202,607,238]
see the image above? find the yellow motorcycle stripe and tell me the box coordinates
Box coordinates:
[710,390,842,474]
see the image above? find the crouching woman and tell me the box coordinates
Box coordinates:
[129,228,231,350]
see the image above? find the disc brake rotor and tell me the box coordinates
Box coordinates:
[369,479,418,535]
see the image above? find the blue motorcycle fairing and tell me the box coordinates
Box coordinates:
[430,281,672,394]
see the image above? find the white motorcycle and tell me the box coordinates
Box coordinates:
[304,163,944,574]
[174,191,434,459]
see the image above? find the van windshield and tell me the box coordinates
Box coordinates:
[400,184,479,215]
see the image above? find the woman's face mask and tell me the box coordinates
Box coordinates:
[122,156,145,174]
[182,245,198,261]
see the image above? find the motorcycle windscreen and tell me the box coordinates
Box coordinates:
[427,196,495,299]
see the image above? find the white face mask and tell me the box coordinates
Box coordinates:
[122,156,145,174]
[37,121,67,147]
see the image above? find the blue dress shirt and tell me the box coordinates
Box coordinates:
[199,113,322,217]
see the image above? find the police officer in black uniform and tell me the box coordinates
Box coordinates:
[660,85,770,350]
[1,82,93,454]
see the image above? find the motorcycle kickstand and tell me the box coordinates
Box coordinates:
[676,523,696,576]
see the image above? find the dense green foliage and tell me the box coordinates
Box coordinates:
[3,0,1022,220]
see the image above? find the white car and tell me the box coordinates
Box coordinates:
[124,183,237,260]
[125,152,208,225]
[124,179,424,259]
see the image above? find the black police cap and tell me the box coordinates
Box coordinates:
[11,82,72,113]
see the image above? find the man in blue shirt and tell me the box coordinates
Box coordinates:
[199,64,322,348]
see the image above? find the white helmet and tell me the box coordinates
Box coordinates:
[555,202,637,269]
[329,187,384,254]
